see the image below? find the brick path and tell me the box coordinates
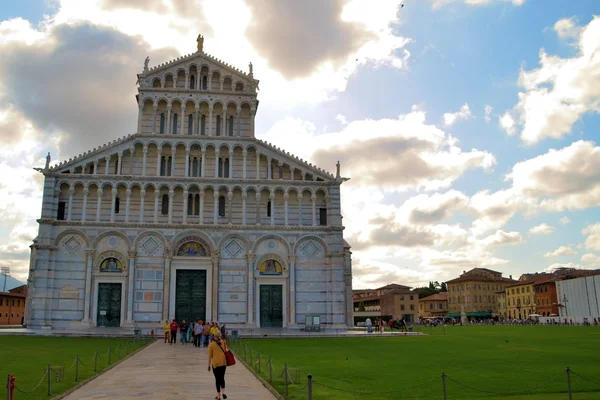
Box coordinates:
[63,339,277,399]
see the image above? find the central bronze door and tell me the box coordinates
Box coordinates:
[260,285,283,327]
[175,270,207,323]
[97,283,121,327]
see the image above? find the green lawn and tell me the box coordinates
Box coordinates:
[0,336,153,400]
[230,325,600,400]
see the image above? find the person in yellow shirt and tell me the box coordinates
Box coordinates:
[209,324,219,339]
[208,331,228,400]
[163,320,170,344]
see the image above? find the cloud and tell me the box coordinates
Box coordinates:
[582,223,600,251]
[478,230,523,247]
[560,216,571,224]
[405,190,469,224]
[443,103,472,126]
[580,253,600,264]
[502,16,600,144]
[554,17,582,40]
[431,0,526,9]
[499,112,516,135]
[484,105,493,123]
[528,223,555,235]
[336,114,348,125]
[544,245,576,258]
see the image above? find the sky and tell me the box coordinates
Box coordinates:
[0,0,599,289]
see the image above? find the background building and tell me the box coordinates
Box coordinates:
[419,292,448,318]
[506,279,539,320]
[534,277,559,317]
[496,290,507,320]
[447,268,515,319]
[0,285,27,326]
[25,36,353,332]
[353,283,419,324]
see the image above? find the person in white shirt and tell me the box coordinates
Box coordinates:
[365,317,372,333]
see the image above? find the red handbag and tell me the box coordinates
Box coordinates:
[217,342,236,366]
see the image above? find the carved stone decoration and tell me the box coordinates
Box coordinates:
[300,240,320,259]
[63,236,83,254]
[141,236,161,256]
[222,238,244,259]
[59,284,79,299]
[107,236,120,249]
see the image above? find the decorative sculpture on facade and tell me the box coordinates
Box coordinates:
[144,56,150,72]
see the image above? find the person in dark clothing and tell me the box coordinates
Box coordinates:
[180,319,189,344]
[169,319,178,345]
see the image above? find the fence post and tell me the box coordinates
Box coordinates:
[250,348,253,367]
[258,352,261,373]
[244,344,247,361]
[75,355,79,382]
[284,364,289,398]
[269,356,272,382]
[441,372,447,400]
[566,367,572,400]
[6,374,10,400]
[108,348,112,365]
[94,349,98,372]
[47,364,51,396]
[307,374,313,400]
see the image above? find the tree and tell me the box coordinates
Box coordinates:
[441,282,448,292]
[358,301,365,312]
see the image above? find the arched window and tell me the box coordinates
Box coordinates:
[190,75,195,89]
[159,113,165,134]
[267,201,271,217]
[194,194,200,215]
[161,194,169,215]
[167,156,172,176]
[187,194,193,215]
[200,115,206,135]
[172,113,178,134]
[224,158,229,178]
[192,158,199,177]
[188,114,193,135]
[202,76,208,90]
[216,115,222,136]
[228,116,234,136]
[115,197,120,214]
[114,160,119,175]
[160,156,167,176]
[218,196,225,217]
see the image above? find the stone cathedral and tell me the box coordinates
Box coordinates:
[25,36,353,332]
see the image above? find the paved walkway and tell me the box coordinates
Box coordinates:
[63,340,277,400]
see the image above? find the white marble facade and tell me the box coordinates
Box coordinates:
[25,36,353,332]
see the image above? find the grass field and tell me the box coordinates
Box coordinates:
[230,325,600,400]
[0,336,152,400]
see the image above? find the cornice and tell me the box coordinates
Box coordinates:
[138,88,257,98]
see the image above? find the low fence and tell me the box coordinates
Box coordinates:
[5,337,153,399]
[228,339,600,399]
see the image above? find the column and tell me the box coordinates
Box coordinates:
[242,192,247,225]
[110,188,117,222]
[220,78,224,91]
[185,149,190,177]
[250,109,255,137]
[82,249,95,324]
[168,190,174,224]
[208,73,212,90]
[125,251,136,325]
[81,188,89,222]
[290,167,295,181]
[214,149,220,178]
[298,193,303,226]
[211,255,219,321]
[201,149,206,177]
[228,152,233,179]
[278,161,283,179]
[311,194,317,226]
[267,157,272,179]
[153,192,159,223]
[137,104,143,133]
[180,106,185,135]
[67,188,74,221]
[166,107,172,134]
[117,151,123,175]
[255,152,260,179]
[246,252,254,325]
[139,189,146,223]
[208,108,213,136]
[194,106,200,135]
[242,150,247,178]
[227,191,233,224]
[222,110,227,136]
[93,161,98,175]
[156,148,162,176]
[236,107,241,137]
[125,189,131,222]
[213,192,219,224]
[184,72,189,89]
[289,255,297,327]
[199,190,205,224]
[152,106,158,133]
[162,256,171,320]
[104,156,110,175]
[270,193,275,226]
[255,193,261,225]
[96,188,103,222]
[284,193,289,226]
[170,149,176,176]
[183,190,188,224]
[142,146,148,176]
[129,147,135,175]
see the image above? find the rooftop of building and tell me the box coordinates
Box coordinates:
[0,275,26,292]
[419,292,448,302]
[0,291,26,298]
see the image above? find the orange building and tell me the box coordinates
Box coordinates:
[534,277,559,317]
[419,292,448,318]
[0,285,27,326]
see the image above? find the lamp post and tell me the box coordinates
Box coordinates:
[563,294,568,317]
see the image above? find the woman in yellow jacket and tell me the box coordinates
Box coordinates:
[163,320,170,344]
[207,331,228,400]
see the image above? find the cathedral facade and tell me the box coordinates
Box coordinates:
[25,36,353,332]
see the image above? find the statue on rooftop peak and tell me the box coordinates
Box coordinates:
[144,56,150,72]
[249,62,253,77]
[197,34,204,52]
[45,152,51,170]
[336,161,341,179]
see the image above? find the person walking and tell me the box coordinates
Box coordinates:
[188,321,194,343]
[163,320,170,344]
[180,319,189,345]
[202,322,211,347]
[365,317,372,333]
[208,331,228,400]
[169,319,178,345]
[194,320,203,347]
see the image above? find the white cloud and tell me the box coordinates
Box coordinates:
[478,230,523,247]
[581,253,600,264]
[560,216,571,224]
[503,16,600,144]
[582,223,600,251]
[544,245,576,258]
[484,105,493,123]
[336,114,348,125]
[529,223,555,235]
[443,103,472,126]
[431,0,526,9]
[499,112,516,135]
[554,17,582,40]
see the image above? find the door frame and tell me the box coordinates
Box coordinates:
[255,280,287,328]
[169,257,213,322]
[92,279,125,327]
